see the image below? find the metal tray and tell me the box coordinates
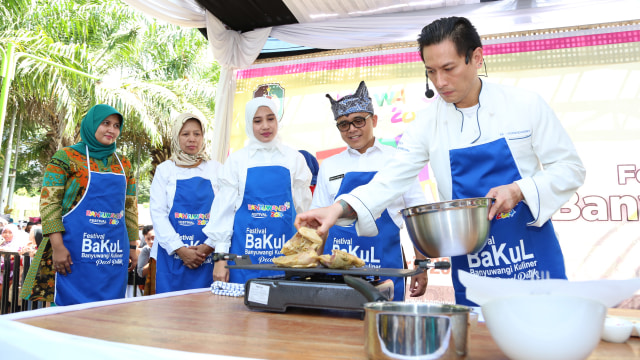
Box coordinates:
[226,263,423,278]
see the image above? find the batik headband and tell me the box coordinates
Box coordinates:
[326,81,374,120]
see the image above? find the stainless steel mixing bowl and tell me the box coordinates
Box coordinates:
[401,197,493,258]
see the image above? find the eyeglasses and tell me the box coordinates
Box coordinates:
[336,114,371,132]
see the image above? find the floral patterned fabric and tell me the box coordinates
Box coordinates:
[20,147,137,302]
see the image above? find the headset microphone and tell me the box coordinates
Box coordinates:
[424,70,434,98]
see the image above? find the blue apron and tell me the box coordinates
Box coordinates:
[449,138,566,306]
[156,176,215,293]
[54,146,129,306]
[325,172,404,301]
[229,166,296,284]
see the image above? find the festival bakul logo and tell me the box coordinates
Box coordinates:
[253,83,285,120]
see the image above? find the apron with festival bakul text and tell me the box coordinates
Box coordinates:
[449,137,566,306]
[54,146,129,306]
[156,176,215,293]
[229,166,296,284]
[325,172,404,301]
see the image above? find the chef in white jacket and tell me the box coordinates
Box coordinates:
[312,81,428,301]
[296,16,586,306]
[203,97,312,284]
[150,113,221,293]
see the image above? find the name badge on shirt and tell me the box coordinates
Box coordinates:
[329,174,344,181]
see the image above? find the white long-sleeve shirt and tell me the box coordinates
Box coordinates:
[150,160,221,257]
[203,142,312,253]
[311,139,427,228]
[340,81,585,236]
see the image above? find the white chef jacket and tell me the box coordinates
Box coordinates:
[203,142,312,253]
[340,80,585,236]
[311,139,428,228]
[149,159,221,258]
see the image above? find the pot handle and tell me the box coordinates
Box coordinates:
[343,275,388,302]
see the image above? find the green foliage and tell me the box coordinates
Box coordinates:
[15,186,38,197]
[14,160,43,196]
[1,0,220,213]
[137,176,151,204]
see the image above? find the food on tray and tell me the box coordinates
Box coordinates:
[280,226,323,255]
[274,227,322,268]
[274,228,365,269]
[318,249,366,269]
[272,250,319,268]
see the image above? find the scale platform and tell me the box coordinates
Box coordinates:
[222,255,450,314]
[227,263,425,277]
[243,274,394,314]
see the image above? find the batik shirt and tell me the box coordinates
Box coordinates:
[39,147,138,242]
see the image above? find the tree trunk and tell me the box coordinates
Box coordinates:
[136,142,141,196]
[1,105,18,213]
[149,142,171,179]
[7,110,23,210]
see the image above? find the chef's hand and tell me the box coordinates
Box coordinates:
[485,183,524,220]
[295,202,344,237]
[176,246,206,269]
[50,232,72,275]
[408,249,429,297]
[408,271,428,297]
[213,260,229,282]
[128,243,138,272]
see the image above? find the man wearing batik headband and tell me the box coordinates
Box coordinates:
[311,81,429,301]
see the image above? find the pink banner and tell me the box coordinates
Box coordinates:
[238,30,640,80]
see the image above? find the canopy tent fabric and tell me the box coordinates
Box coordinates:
[203,13,271,167]
[121,0,640,163]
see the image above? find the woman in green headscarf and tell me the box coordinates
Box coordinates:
[21,104,139,305]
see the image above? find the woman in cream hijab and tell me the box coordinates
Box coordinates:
[150,113,222,293]
[202,97,312,284]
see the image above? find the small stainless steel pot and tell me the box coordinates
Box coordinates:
[345,276,471,360]
[364,302,470,360]
[372,311,453,359]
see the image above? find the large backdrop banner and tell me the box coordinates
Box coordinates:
[231,21,640,306]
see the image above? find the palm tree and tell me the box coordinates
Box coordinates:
[1,0,220,210]
[1,0,99,208]
[1,0,137,155]
[109,21,219,174]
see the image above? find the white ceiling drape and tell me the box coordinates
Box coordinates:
[204,13,270,163]
[121,0,271,162]
[121,0,640,49]
[271,0,640,48]
[121,0,640,162]
[281,0,483,23]
[122,0,206,27]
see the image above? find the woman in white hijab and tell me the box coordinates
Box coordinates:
[0,224,28,252]
[0,223,29,294]
[150,113,222,293]
[202,97,312,284]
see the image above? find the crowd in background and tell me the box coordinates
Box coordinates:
[0,216,43,301]
[0,215,42,255]
[127,224,155,297]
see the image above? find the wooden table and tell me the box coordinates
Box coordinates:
[13,293,640,359]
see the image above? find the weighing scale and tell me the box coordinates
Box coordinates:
[214,253,450,314]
